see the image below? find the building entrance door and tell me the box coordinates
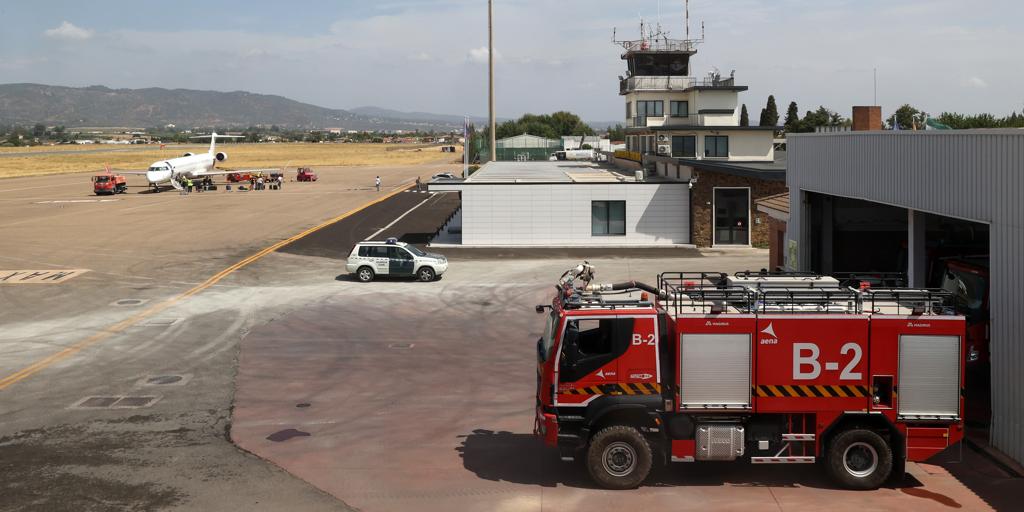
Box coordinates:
[714,188,750,245]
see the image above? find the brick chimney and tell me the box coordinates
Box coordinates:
[852,106,883,131]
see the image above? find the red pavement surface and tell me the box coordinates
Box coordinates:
[231,280,1004,511]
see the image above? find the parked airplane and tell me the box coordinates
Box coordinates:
[140,133,276,192]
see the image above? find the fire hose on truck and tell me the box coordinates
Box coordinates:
[535,262,967,490]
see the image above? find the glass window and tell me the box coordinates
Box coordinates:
[705,135,729,157]
[670,101,689,117]
[538,311,557,362]
[636,100,664,117]
[388,247,413,260]
[406,245,426,256]
[672,135,696,157]
[592,201,626,236]
[626,101,632,119]
[358,246,370,257]
[371,246,389,258]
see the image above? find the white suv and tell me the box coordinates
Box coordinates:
[347,238,448,282]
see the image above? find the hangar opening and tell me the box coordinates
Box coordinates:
[804,191,991,426]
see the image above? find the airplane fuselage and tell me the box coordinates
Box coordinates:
[145,153,218,185]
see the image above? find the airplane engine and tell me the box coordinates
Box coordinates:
[183,152,194,157]
[215,152,228,162]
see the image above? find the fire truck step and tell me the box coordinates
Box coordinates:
[751,456,816,464]
[780,433,816,442]
[558,415,585,422]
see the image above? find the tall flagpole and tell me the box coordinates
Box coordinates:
[488,0,496,162]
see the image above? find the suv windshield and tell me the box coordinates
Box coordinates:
[406,245,426,257]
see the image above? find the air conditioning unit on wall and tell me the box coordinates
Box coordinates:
[657,145,670,155]
[658,134,668,142]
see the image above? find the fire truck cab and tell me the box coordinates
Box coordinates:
[535,264,966,490]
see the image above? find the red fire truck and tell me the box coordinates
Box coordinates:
[534,264,966,490]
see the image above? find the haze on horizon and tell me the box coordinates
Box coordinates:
[1,0,1021,123]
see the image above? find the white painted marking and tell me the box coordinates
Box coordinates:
[34,199,119,204]
[366,193,436,240]
[0,269,90,284]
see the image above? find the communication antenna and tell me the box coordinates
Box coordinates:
[685,0,690,40]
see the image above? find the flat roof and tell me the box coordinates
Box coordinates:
[433,160,674,184]
[677,151,787,181]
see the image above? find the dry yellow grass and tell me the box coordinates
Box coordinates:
[0,143,462,179]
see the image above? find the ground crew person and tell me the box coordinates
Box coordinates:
[375,176,381,192]
[415,176,422,192]
[277,175,284,190]
[186,178,193,193]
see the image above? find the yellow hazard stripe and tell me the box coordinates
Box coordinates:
[755,385,870,398]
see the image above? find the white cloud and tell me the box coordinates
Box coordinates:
[467,46,500,64]
[44,21,94,41]
[966,76,988,89]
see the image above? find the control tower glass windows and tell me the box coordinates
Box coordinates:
[705,135,729,158]
[670,101,689,117]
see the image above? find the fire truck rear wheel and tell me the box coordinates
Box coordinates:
[586,426,652,490]
[356,266,375,282]
[827,429,892,490]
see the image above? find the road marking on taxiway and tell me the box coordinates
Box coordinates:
[0,184,414,391]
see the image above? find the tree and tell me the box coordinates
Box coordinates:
[783,101,800,132]
[740,104,749,127]
[759,95,779,127]
[887,104,928,130]
[32,123,46,138]
[606,124,625,141]
[493,111,595,140]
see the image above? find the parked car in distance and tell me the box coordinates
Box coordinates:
[431,172,457,180]
[346,238,448,282]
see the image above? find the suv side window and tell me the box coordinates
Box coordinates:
[389,247,413,260]
[358,246,370,257]
[370,246,389,258]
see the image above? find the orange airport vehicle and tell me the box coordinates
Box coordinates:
[92,172,127,195]
[534,264,966,490]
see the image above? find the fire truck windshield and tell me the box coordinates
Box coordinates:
[941,269,986,317]
[537,310,557,362]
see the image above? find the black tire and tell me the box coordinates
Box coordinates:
[417,267,435,282]
[356,266,375,283]
[586,426,653,490]
[827,429,893,490]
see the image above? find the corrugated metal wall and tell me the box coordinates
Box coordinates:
[786,130,1024,464]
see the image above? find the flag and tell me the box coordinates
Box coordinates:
[892,118,901,130]
[924,117,952,130]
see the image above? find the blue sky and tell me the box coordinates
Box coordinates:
[2,1,1022,123]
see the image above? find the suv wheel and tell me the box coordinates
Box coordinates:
[586,425,653,490]
[827,429,893,490]
[356,266,375,282]
[417,267,435,282]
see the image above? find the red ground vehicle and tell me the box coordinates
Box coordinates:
[92,173,127,195]
[935,257,990,424]
[296,167,317,182]
[535,264,966,490]
[226,172,252,183]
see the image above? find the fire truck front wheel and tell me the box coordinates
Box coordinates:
[586,426,653,490]
[827,429,893,490]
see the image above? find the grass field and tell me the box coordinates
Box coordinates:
[0,143,461,179]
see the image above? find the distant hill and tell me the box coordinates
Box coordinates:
[0,84,463,131]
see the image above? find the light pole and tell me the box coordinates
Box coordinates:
[488,0,496,162]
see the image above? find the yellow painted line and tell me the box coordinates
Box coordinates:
[0,185,412,391]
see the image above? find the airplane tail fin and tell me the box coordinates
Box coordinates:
[188,132,241,155]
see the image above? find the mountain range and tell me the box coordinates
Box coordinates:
[0,83,620,132]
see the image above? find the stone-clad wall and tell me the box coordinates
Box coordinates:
[690,169,787,248]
